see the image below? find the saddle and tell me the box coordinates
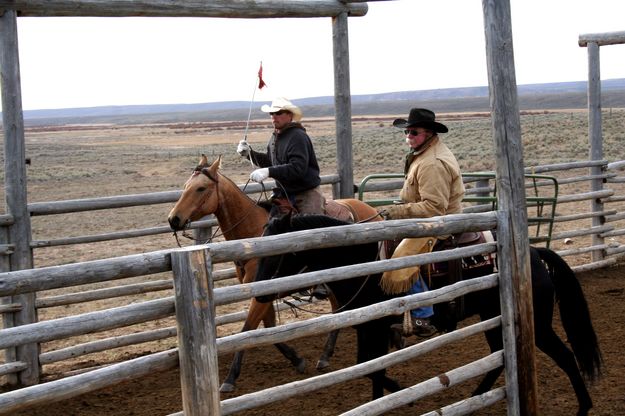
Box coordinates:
[324,200,355,223]
[430,231,493,277]
[270,196,297,215]
[270,195,355,223]
[428,231,495,328]
[379,231,495,294]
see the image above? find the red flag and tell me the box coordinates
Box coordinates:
[258,62,267,89]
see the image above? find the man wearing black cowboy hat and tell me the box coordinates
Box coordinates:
[382,108,465,337]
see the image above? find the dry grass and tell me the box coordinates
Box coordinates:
[0,108,623,267]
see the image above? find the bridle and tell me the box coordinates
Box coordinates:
[172,166,270,247]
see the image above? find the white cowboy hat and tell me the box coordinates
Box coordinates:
[260,97,303,122]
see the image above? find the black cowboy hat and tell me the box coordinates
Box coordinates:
[392,108,448,133]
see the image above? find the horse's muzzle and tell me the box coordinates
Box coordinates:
[168,215,185,231]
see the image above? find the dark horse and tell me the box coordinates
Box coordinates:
[255,213,404,400]
[255,214,603,414]
[430,242,602,415]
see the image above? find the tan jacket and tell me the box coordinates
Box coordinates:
[387,135,465,219]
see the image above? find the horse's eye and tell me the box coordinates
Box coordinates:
[197,187,206,193]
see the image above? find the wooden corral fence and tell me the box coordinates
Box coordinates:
[0,156,621,413]
[360,158,625,273]
[4,157,624,267]
[578,29,625,263]
[169,213,501,416]
[0,211,504,415]
[0,0,623,415]
[0,153,623,414]
[0,0,372,390]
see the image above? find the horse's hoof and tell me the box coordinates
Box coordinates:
[220,382,235,393]
[295,358,307,373]
[316,359,329,370]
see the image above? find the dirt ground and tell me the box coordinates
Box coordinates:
[10,264,625,416]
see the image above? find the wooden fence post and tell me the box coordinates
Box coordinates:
[482,0,537,414]
[0,223,17,386]
[192,215,213,244]
[171,248,221,416]
[0,9,39,386]
[586,41,605,262]
[332,11,354,198]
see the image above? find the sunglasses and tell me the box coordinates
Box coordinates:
[270,110,289,116]
[404,129,425,136]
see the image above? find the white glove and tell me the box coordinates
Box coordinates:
[237,140,251,157]
[250,168,269,183]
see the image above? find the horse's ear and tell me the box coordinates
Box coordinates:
[199,154,209,167]
[207,156,221,181]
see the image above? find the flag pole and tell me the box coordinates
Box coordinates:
[242,79,257,144]
[243,61,266,143]
[241,62,266,166]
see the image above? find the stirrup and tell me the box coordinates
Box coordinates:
[311,284,329,300]
[412,318,437,338]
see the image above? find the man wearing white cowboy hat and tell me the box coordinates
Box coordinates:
[381,108,465,337]
[237,97,325,216]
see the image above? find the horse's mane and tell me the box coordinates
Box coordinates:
[292,214,350,229]
[264,214,378,264]
[210,169,271,212]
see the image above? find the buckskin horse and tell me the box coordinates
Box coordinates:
[167,154,382,392]
[254,213,602,414]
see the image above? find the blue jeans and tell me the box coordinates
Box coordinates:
[409,278,433,319]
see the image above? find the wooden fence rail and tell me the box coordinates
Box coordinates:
[26,176,338,248]
[38,297,314,366]
[0,0,370,18]
[341,352,504,416]
[217,317,502,416]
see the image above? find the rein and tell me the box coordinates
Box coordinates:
[280,273,373,316]
[357,210,386,224]
[273,240,385,317]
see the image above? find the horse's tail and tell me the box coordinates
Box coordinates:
[535,247,603,381]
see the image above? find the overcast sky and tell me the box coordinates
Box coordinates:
[11,0,625,111]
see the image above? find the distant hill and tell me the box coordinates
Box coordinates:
[21,78,625,127]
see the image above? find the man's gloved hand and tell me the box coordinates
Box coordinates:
[380,204,402,220]
[237,140,251,157]
[250,168,270,183]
